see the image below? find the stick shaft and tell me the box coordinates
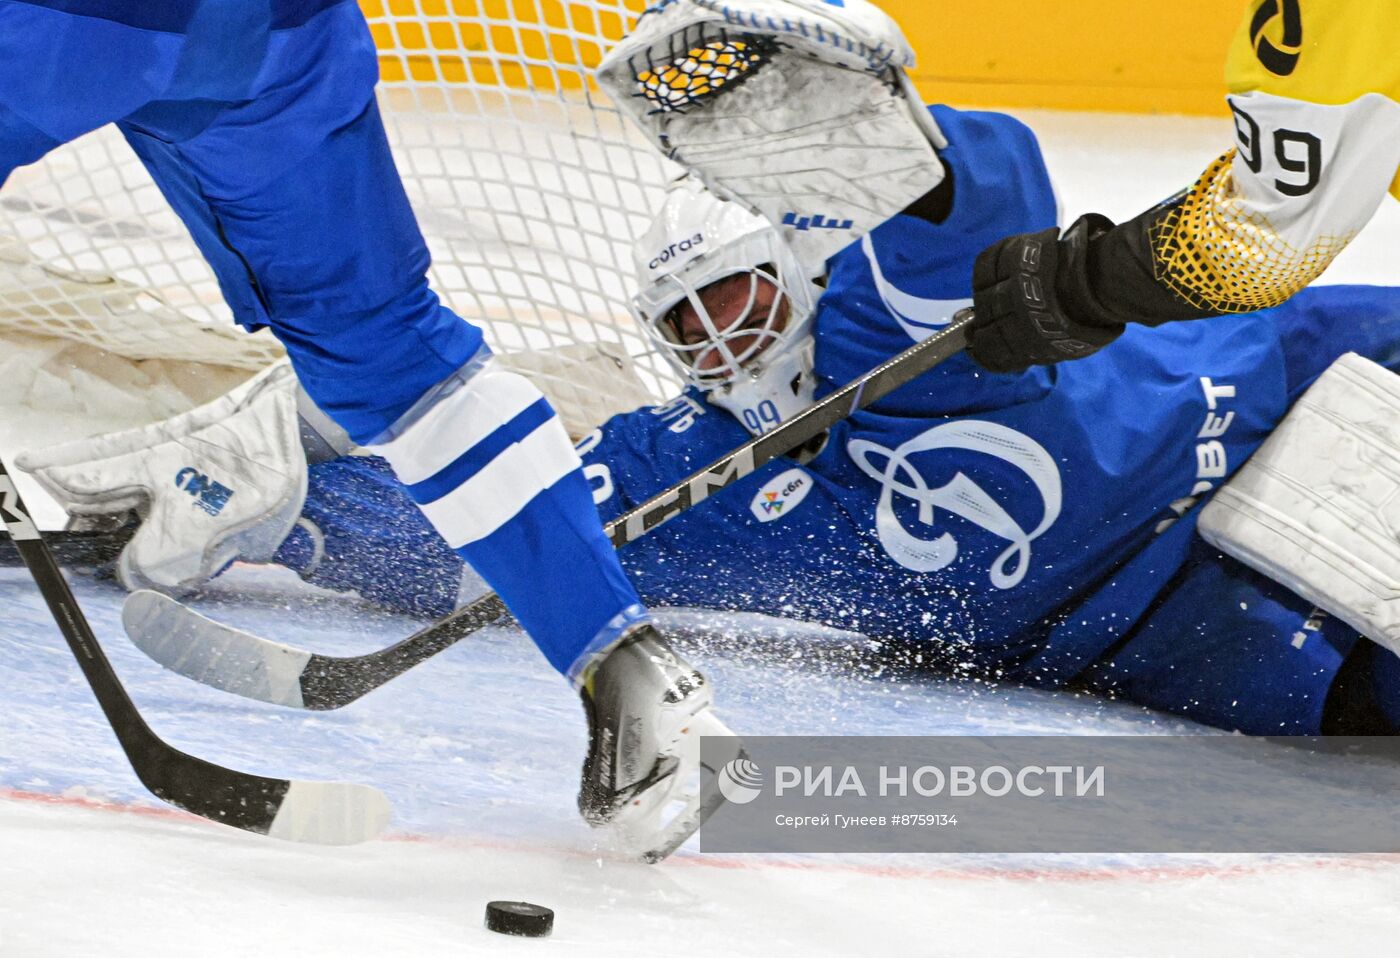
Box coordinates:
[605,312,971,547]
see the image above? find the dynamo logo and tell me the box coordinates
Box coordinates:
[847,420,1062,588]
[717,757,764,805]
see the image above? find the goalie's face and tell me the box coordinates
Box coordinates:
[631,183,821,436]
[638,258,818,437]
[662,266,792,379]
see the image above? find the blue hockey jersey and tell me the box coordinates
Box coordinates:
[582,106,1273,668]
[274,105,1400,732]
[573,107,1400,731]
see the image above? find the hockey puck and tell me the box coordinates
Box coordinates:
[484,901,554,938]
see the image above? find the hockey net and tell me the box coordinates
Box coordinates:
[0,0,676,442]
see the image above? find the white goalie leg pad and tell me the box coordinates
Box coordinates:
[1198,352,1400,654]
[597,0,945,274]
[15,361,307,592]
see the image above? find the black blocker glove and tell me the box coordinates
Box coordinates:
[967,213,1127,374]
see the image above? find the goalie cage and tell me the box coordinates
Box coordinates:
[0,0,678,443]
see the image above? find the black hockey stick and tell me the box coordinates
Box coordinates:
[0,511,139,568]
[0,458,391,844]
[122,311,974,710]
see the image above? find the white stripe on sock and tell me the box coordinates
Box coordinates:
[372,360,542,486]
[417,415,582,549]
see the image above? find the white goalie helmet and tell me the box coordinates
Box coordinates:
[631,179,823,436]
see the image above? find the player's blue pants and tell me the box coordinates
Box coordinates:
[0,0,644,675]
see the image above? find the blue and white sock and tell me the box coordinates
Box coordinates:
[370,347,647,676]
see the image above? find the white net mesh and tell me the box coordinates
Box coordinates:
[0,0,678,433]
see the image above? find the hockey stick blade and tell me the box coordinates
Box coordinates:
[123,590,315,708]
[0,463,392,844]
[123,587,508,710]
[123,312,973,709]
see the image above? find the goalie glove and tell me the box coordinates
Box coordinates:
[15,362,308,593]
[578,624,744,862]
[597,0,946,273]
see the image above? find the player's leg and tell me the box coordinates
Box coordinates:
[115,3,641,678]
[113,3,733,853]
[121,100,651,670]
[1079,539,1363,735]
[0,5,184,185]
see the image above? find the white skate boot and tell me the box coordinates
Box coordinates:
[578,624,744,862]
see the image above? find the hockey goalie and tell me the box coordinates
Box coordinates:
[16,124,1400,748]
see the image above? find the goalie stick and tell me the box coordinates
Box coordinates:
[123,311,974,710]
[0,511,139,569]
[0,457,392,844]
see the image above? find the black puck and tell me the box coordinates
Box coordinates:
[484,901,554,938]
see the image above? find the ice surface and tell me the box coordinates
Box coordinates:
[5,567,1400,956]
[4,112,1400,956]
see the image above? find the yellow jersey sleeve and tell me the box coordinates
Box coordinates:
[1146,0,1400,315]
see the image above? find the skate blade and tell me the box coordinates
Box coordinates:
[607,710,746,863]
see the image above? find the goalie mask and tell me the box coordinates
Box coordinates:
[632,180,822,436]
